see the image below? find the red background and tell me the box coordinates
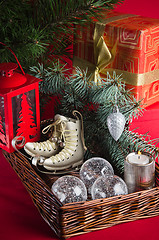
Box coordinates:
[1,1,159,240]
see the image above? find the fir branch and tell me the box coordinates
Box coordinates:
[30,61,68,95]
[33,0,124,27]
[69,67,91,99]
[124,129,159,156]
[91,73,144,125]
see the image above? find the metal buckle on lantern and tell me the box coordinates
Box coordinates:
[0,69,14,77]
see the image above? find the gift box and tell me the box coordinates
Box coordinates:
[73,11,159,107]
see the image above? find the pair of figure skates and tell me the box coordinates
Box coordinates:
[24,110,87,174]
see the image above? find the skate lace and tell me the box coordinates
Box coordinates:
[32,119,66,152]
[32,140,56,151]
[50,129,78,163]
[50,110,87,163]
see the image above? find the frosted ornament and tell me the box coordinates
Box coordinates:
[51,175,87,204]
[79,157,114,195]
[107,105,126,141]
[91,175,128,200]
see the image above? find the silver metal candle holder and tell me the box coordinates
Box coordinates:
[124,152,155,193]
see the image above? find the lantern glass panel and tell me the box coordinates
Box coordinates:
[0,96,7,147]
[12,89,38,142]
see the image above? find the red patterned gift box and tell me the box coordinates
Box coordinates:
[73,11,159,107]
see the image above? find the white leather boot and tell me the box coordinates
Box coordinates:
[40,110,87,173]
[24,114,69,157]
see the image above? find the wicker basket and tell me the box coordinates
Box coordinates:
[2,120,159,239]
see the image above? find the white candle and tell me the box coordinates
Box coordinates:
[124,152,155,193]
[127,152,149,165]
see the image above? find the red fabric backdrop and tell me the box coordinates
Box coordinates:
[1,1,159,240]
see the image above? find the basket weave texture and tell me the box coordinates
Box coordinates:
[2,120,159,239]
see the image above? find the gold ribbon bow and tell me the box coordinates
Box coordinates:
[89,23,117,84]
[73,22,117,85]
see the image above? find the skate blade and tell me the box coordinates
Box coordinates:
[36,160,83,175]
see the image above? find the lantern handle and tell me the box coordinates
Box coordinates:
[0,42,25,75]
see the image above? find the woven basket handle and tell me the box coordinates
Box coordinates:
[0,42,25,75]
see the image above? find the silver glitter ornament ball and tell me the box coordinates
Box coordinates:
[91,175,128,200]
[51,175,87,204]
[79,157,114,195]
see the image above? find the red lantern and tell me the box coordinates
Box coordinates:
[0,43,41,153]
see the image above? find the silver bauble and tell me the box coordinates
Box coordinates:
[107,106,126,141]
[91,175,128,200]
[51,175,87,204]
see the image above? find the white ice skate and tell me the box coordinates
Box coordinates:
[39,110,87,174]
[24,114,70,158]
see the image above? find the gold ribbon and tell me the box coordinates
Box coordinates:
[106,68,159,86]
[87,22,117,84]
[73,21,117,85]
[73,56,159,86]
